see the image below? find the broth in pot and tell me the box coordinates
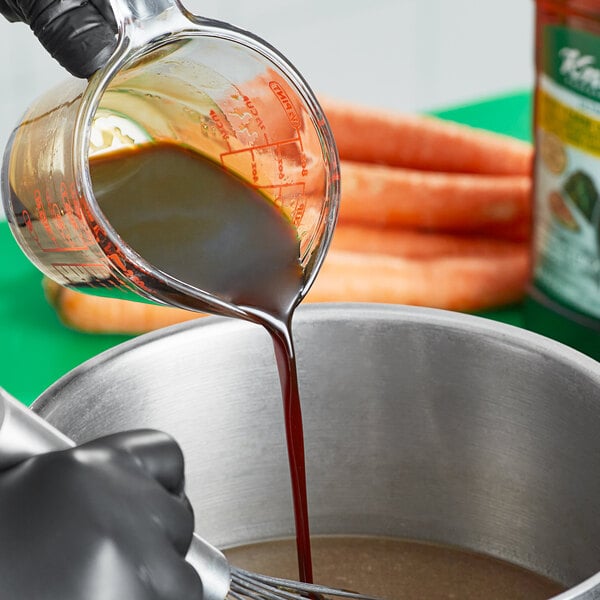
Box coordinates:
[226,536,565,600]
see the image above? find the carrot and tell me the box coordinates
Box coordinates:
[474,219,532,242]
[320,96,533,175]
[339,160,531,233]
[306,248,530,312]
[331,225,528,259]
[43,238,530,333]
[43,278,203,335]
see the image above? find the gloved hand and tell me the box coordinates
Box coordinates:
[0,0,118,78]
[0,429,202,600]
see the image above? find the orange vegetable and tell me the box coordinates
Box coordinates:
[339,160,531,234]
[331,225,528,259]
[320,96,533,175]
[43,239,530,335]
[475,219,532,242]
[43,278,203,335]
[306,248,530,312]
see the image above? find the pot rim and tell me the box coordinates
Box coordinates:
[34,303,600,414]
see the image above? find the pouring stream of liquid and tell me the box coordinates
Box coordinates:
[263,315,312,583]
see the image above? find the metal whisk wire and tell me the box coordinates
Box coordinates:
[229,567,381,600]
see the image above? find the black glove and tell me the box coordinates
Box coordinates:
[0,0,118,78]
[0,429,202,600]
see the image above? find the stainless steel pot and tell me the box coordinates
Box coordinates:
[33,303,600,600]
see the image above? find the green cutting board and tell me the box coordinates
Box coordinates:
[0,91,533,406]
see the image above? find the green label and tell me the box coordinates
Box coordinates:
[534,25,600,320]
[544,25,600,103]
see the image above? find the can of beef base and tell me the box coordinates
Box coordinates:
[526,0,600,359]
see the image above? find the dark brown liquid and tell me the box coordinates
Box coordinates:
[225,536,566,600]
[90,143,302,316]
[90,141,315,582]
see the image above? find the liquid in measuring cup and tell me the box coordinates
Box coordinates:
[89,140,315,583]
[90,142,303,314]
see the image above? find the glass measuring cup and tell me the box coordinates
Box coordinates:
[1,0,340,321]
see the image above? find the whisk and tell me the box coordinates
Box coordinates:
[190,533,380,600]
[0,388,380,600]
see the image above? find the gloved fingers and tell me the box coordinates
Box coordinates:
[142,480,196,557]
[91,0,117,29]
[79,430,195,556]
[0,0,24,22]
[27,0,118,78]
[83,429,186,495]
[0,430,201,600]
[141,546,204,600]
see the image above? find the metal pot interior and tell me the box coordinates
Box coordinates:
[33,303,600,596]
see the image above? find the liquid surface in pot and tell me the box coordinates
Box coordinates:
[225,536,565,600]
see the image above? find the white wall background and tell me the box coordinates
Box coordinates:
[0,0,534,184]
[195,0,535,110]
[0,0,534,130]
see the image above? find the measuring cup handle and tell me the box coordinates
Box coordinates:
[107,0,193,50]
[109,0,187,27]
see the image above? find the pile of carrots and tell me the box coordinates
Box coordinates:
[45,97,533,335]
[307,97,532,311]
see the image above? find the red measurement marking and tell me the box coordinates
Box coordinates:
[26,186,87,253]
[275,142,285,181]
[105,252,149,292]
[259,181,306,193]
[70,182,96,246]
[299,151,308,177]
[269,81,301,129]
[249,149,259,184]
[242,95,267,131]
[61,198,87,248]
[209,109,232,151]
[60,182,84,249]
[221,134,302,156]
[219,134,308,186]
[34,189,57,246]
[22,210,41,248]
[259,182,307,226]
[48,201,78,249]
